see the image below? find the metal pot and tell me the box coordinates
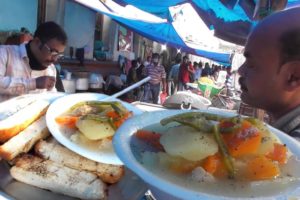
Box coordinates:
[163,91,211,110]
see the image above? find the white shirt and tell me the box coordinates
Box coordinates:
[0,44,56,102]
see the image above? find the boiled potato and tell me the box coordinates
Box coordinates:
[160,126,218,161]
[76,119,115,140]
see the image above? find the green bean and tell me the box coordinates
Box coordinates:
[160,112,237,126]
[213,125,235,179]
[68,101,123,112]
[80,114,111,122]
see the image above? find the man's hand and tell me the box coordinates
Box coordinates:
[36,76,56,90]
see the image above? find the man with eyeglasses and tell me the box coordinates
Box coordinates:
[0,21,67,102]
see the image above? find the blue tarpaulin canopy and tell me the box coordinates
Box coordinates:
[74,0,300,64]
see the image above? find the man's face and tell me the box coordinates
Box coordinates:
[183,58,188,64]
[152,57,159,66]
[238,31,285,111]
[33,38,66,68]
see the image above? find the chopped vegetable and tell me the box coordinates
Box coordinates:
[76,118,115,140]
[55,115,79,129]
[160,126,218,161]
[222,120,262,157]
[266,143,288,164]
[212,125,235,179]
[135,130,164,151]
[246,155,280,180]
[202,153,228,178]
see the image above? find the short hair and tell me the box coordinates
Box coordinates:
[152,53,160,59]
[279,28,300,65]
[34,21,67,45]
[131,59,138,66]
[175,57,182,64]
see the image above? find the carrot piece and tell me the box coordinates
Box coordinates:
[55,116,79,129]
[111,111,133,128]
[246,155,280,181]
[106,111,119,119]
[201,153,227,178]
[135,130,164,151]
[223,120,262,157]
[266,143,288,164]
[202,153,220,174]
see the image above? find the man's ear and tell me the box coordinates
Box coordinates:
[283,61,300,91]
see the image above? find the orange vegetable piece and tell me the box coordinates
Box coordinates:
[55,116,79,129]
[246,155,280,181]
[201,153,227,178]
[106,111,119,119]
[266,143,288,164]
[223,120,262,157]
[106,111,132,128]
[135,130,164,151]
[202,153,220,174]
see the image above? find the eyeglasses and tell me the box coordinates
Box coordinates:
[43,43,64,59]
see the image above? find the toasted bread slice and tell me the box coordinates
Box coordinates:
[0,100,49,143]
[10,154,107,200]
[0,116,49,160]
[35,139,124,184]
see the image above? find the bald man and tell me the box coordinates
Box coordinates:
[238,7,300,137]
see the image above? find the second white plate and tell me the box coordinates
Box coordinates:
[46,93,143,165]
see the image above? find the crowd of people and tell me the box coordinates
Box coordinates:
[0,7,299,140]
[124,51,235,104]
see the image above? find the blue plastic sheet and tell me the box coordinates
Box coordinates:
[74,0,300,64]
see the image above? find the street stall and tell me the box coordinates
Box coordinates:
[1,0,300,200]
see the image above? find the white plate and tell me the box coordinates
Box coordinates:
[113,110,300,200]
[46,93,143,165]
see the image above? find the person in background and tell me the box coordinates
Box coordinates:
[136,57,146,81]
[0,21,67,102]
[238,7,300,138]
[178,56,192,90]
[143,55,151,67]
[201,62,211,77]
[168,56,181,95]
[194,61,202,81]
[199,70,214,85]
[144,53,167,104]
[127,60,138,86]
[188,61,195,83]
[126,60,139,101]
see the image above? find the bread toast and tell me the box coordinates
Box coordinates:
[0,100,49,143]
[35,139,124,184]
[0,116,49,160]
[10,154,107,200]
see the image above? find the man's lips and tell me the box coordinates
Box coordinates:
[239,77,248,92]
